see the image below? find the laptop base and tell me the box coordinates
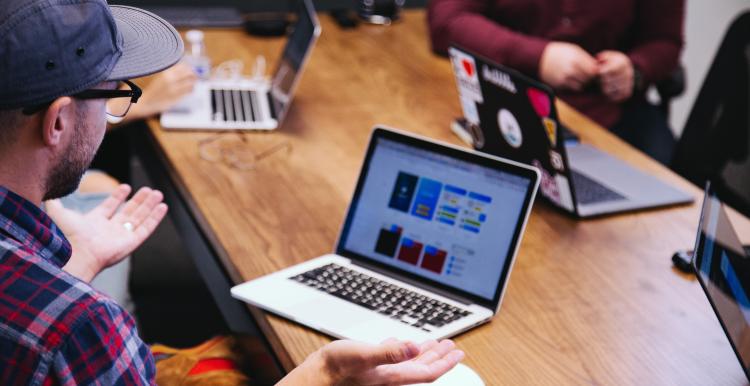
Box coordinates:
[161,80,278,131]
[568,144,693,217]
[231,255,493,344]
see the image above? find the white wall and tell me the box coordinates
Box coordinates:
[670,0,750,136]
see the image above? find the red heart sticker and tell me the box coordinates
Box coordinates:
[461,59,474,77]
[526,87,551,118]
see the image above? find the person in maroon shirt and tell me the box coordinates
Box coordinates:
[428,0,685,164]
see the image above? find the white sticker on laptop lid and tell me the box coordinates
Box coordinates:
[460,95,480,124]
[450,50,484,103]
[498,108,522,148]
[549,150,564,171]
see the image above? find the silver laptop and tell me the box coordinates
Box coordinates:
[449,46,693,218]
[231,126,540,343]
[160,0,320,130]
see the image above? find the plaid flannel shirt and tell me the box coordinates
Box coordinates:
[0,187,155,385]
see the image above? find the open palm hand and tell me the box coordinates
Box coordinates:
[324,339,464,386]
[47,185,168,282]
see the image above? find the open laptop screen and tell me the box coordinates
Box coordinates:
[269,0,320,122]
[694,186,750,379]
[338,129,537,305]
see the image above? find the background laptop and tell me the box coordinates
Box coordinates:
[693,183,750,380]
[160,0,320,130]
[232,127,540,343]
[448,46,693,217]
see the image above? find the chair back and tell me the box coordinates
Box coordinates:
[672,11,750,216]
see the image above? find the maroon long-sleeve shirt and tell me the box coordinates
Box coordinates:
[428,0,685,128]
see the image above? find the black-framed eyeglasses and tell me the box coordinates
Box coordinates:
[21,79,142,118]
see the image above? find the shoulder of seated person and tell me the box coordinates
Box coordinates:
[0,246,131,351]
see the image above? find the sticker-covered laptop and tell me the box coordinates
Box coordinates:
[449,45,692,217]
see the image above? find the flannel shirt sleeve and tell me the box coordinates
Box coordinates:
[48,301,155,386]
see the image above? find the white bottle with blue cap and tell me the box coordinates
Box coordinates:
[184,29,211,79]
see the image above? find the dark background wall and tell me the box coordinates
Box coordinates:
[114,0,427,12]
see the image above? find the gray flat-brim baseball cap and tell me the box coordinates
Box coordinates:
[108,5,184,81]
[0,0,184,110]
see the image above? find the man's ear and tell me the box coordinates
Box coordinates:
[41,97,74,147]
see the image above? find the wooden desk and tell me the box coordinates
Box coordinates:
[142,10,748,385]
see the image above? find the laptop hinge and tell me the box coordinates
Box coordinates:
[349,259,475,306]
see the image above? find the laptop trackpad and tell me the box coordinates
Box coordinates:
[293,299,372,331]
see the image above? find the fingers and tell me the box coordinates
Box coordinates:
[113,187,152,219]
[169,65,199,91]
[132,203,168,243]
[369,341,465,385]
[172,62,199,78]
[565,57,597,91]
[415,339,456,365]
[112,187,164,228]
[597,51,632,77]
[575,55,599,78]
[367,340,420,367]
[91,184,131,218]
[596,51,633,101]
[128,190,165,228]
[174,78,197,97]
[162,63,198,82]
[421,349,465,381]
[600,75,633,102]
[418,340,439,354]
[113,187,167,252]
[600,72,630,86]
[598,61,619,77]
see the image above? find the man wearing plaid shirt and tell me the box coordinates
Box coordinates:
[0,0,182,384]
[0,0,464,385]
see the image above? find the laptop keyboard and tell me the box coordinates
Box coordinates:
[211,89,263,123]
[289,264,472,331]
[570,169,626,205]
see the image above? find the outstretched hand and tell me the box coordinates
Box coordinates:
[48,185,168,282]
[279,339,464,386]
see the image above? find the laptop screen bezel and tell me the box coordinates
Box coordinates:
[269,0,321,124]
[335,127,540,310]
[692,182,750,381]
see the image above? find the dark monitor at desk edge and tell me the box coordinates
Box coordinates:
[693,183,750,381]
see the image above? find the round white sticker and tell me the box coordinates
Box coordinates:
[498,108,522,148]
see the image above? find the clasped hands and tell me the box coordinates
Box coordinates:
[539,41,636,102]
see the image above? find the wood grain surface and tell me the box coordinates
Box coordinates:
[143,10,748,385]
